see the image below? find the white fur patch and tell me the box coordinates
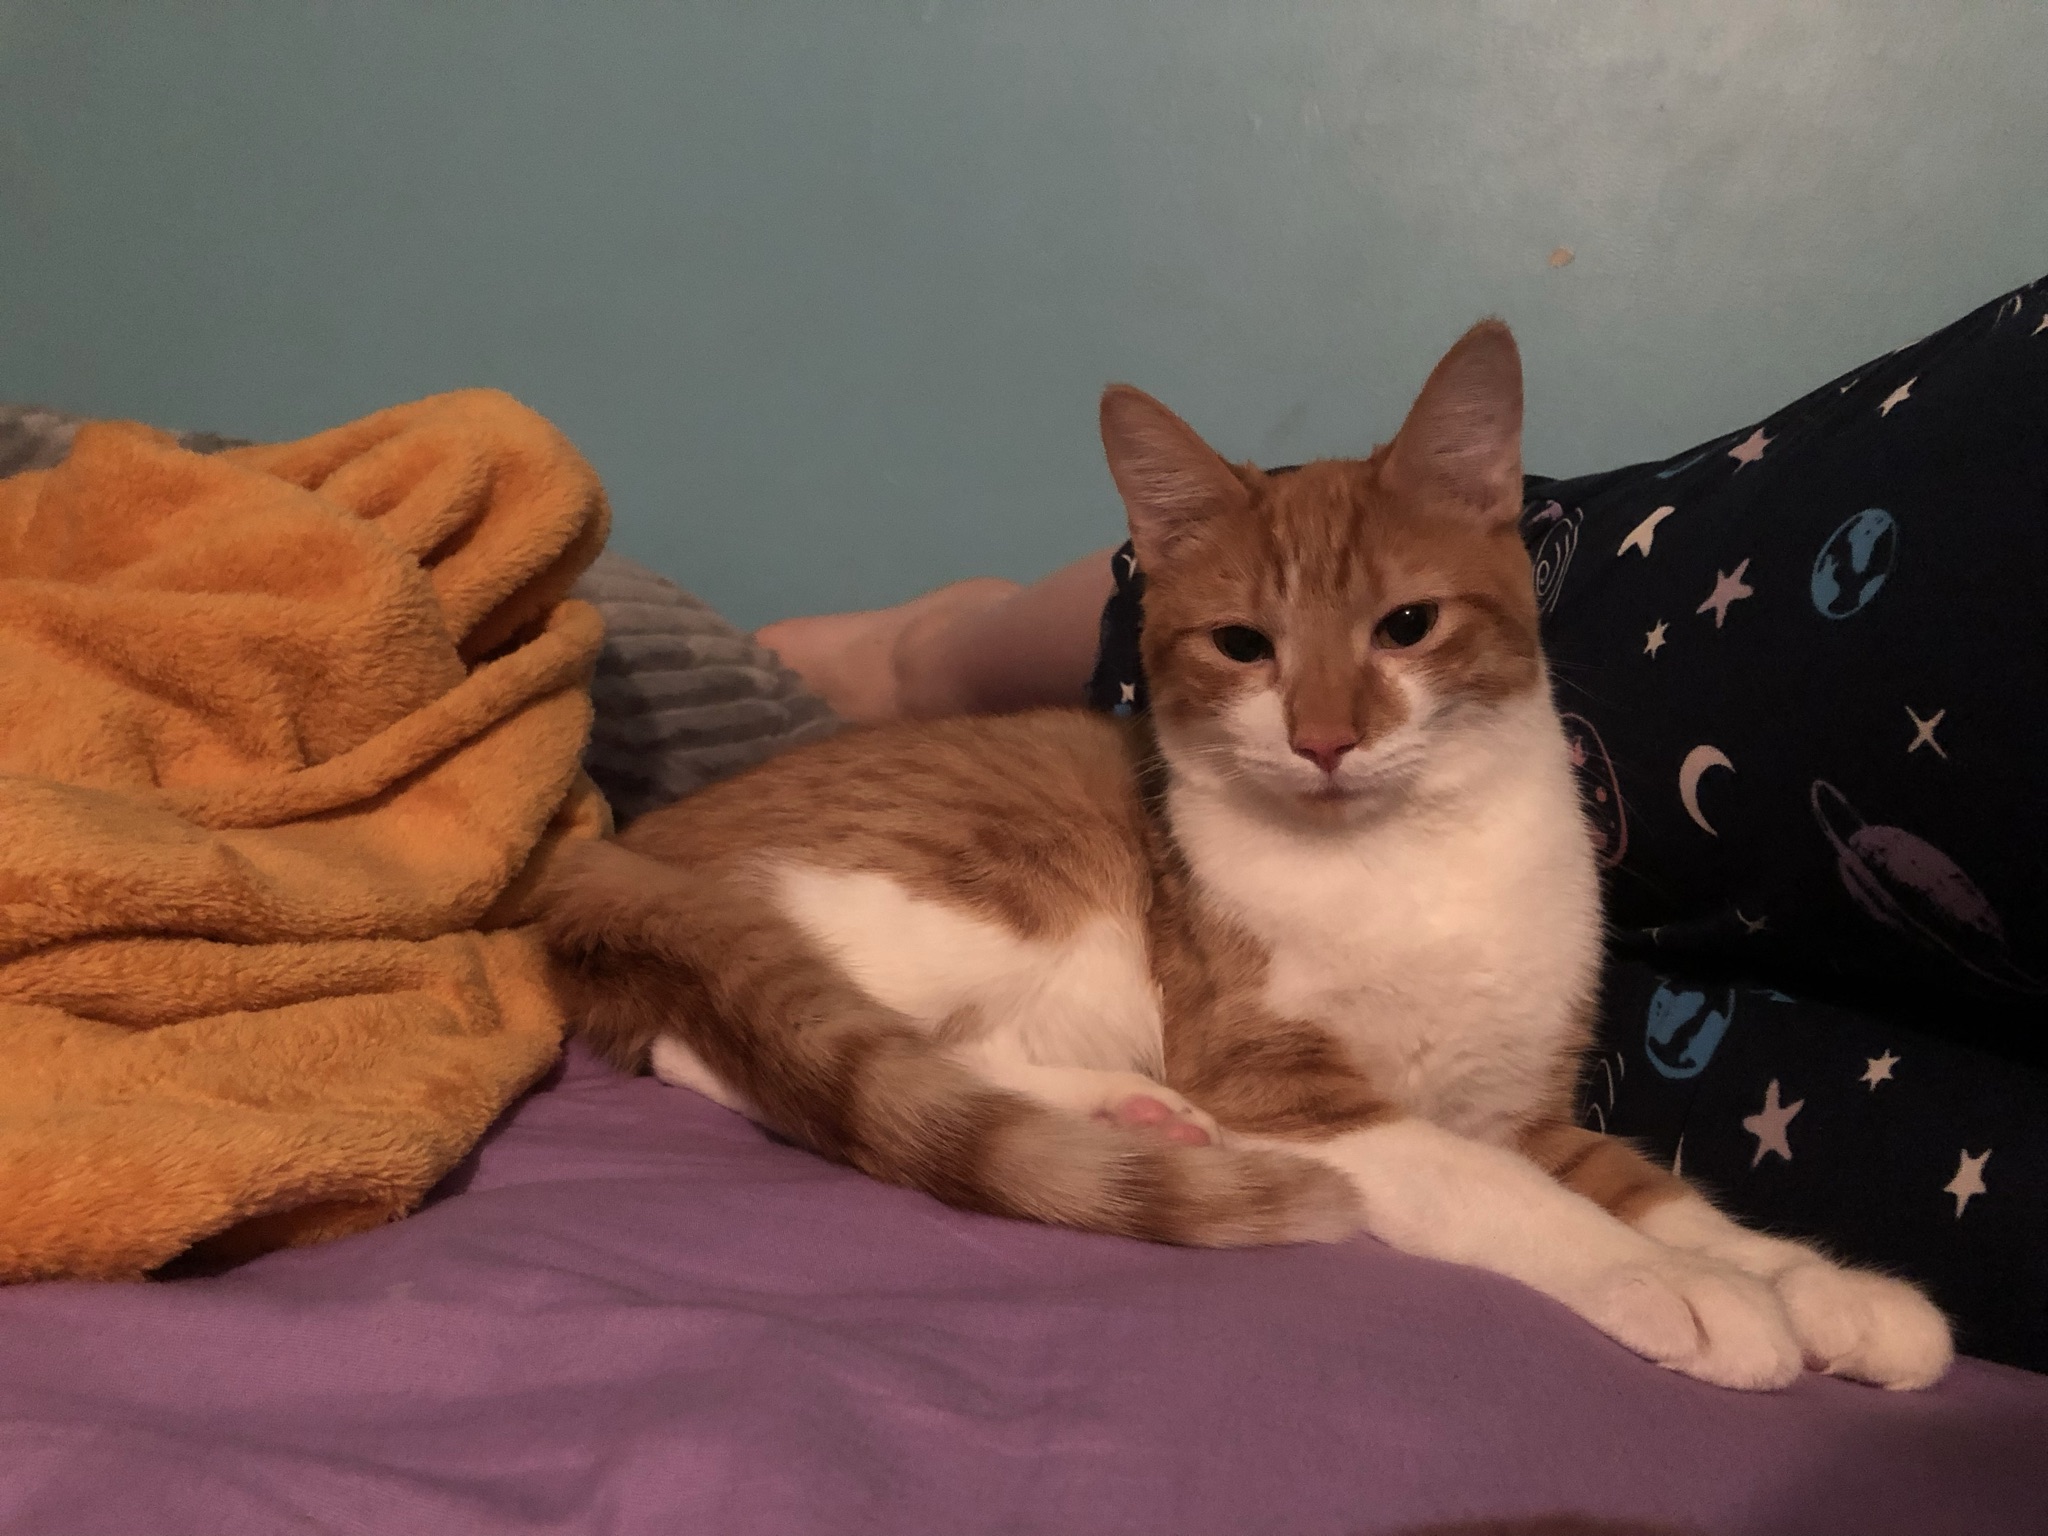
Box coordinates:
[1261,1119,1806,1389]
[650,1035,754,1115]
[1171,689,1600,1141]
[772,865,1165,1076]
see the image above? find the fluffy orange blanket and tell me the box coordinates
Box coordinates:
[0,390,611,1277]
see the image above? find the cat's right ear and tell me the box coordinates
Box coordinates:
[1099,386,1248,571]
[1378,320,1523,525]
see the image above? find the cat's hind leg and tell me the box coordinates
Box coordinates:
[649,1034,758,1118]
[544,842,1358,1248]
[957,1040,1220,1148]
[1522,1124,1952,1390]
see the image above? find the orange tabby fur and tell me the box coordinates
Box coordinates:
[544,322,1951,1391]
[547,711,1360,1245]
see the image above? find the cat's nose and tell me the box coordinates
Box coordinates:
[1291,733,1357,775]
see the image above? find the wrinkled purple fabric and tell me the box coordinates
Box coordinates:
[2,1046,2043,1536]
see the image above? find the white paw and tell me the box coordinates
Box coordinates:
[1776,1261,1953,1390]
[1089,1077,1222,1148]
[1580,1253,1803,1391]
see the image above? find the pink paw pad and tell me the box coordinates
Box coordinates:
[1097,1093,1212,1146]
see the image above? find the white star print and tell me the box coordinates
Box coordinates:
[1861,1050,1899,1089]
[1879,377,1916,416]
[1736,910,1768,934]
[1696,559,1755,628]
[1618,506,1676,558]
[1743,1079,1803,1167]
[1905,706,1947,759]
[1120,551,1139,576]
[1118,681,1136,705]
[1945,1148,1990,1217]
[1643,620,1668,657]
[1726,428,1770,469]
[2035,312,2048,337]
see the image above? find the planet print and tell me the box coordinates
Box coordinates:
[1810,781,2045,995]
[1530,505,1580,614]
[1644,981,1736,1079]
[1809,508,1898,619]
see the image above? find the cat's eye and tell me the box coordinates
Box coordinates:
[1211,625,1274,663]
[1374,602,1438,649]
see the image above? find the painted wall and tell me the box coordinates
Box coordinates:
[4,2,2045,627]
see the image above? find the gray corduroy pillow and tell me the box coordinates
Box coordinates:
[0,403,838,825]
[572,549,838,823]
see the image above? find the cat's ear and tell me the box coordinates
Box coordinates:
[1099,385,1249,569]
[1380,320,1523,524]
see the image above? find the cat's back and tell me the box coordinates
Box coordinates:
[618,707,1156,931]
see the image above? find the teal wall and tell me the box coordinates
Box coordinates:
[4,3,2045,628]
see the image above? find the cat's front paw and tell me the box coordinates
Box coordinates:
[1090,1080,1220,1148]
[1776,1261,1953,1390]
[1581,1254,1803,1391]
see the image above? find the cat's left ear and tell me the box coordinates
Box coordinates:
[1100,385,1250,570]
[1380,319,1523,526]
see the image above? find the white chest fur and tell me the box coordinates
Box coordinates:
[1167,699,1601,1141]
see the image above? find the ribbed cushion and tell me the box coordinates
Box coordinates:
[572,550,838,823]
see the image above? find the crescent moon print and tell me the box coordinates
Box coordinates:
[1559,712,1626,867]
[1810,782,2047,995]
[1529,506,1581,614]
[1678,746,1734,836]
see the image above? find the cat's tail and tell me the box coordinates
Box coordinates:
[542,840,1360,1249]
[802,1029,1363,1248]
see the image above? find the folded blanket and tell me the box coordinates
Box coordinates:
[4,406,843,831]
[0,390,611,1279]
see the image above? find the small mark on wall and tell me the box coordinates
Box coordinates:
[1548,246,1575,268]
[1261,397,1313,460]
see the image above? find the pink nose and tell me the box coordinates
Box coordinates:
[1291,734,1357,775]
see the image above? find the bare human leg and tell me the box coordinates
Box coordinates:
[756,549,1116,724]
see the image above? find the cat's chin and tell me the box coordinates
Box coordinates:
[1152,729,1421,823]
[1248,769,1412,824]
[1297,780,1366,807]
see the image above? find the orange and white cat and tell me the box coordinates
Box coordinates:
[543,322,1951,1392]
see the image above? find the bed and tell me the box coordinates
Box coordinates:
[3,402,2045,1536]
[3,1044,2045,1536]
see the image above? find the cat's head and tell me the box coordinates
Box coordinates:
[1100,320,1543,817]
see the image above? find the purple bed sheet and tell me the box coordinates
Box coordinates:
[2,1047,2043,1536]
